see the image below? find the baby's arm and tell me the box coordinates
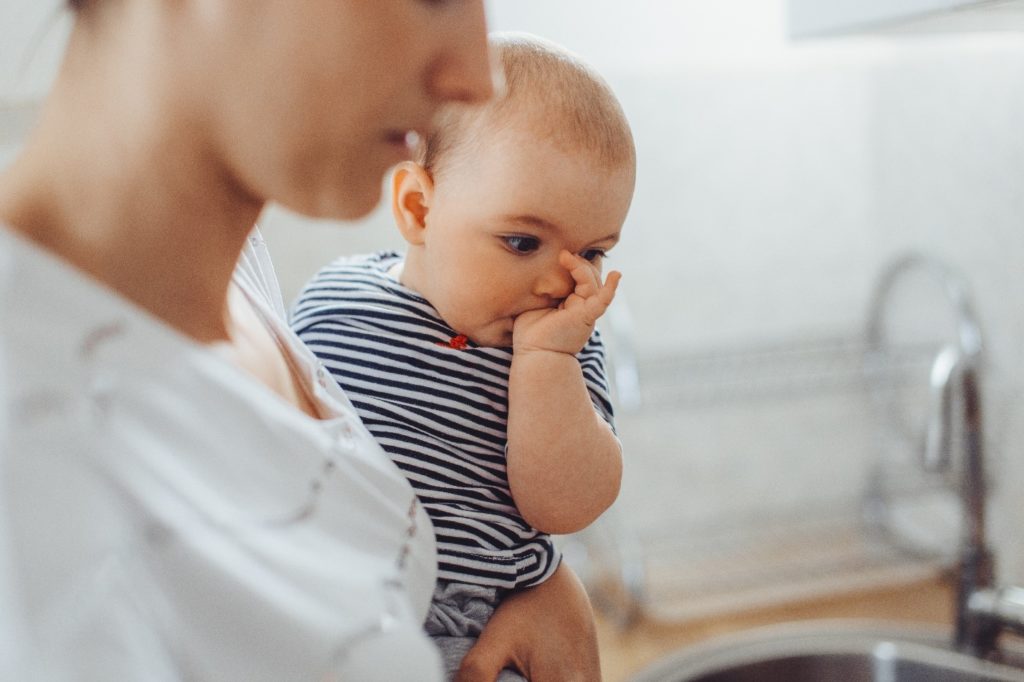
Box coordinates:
[506,251,623,535]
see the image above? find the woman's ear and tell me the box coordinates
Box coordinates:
[390,161,434,246]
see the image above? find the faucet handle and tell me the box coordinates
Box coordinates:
[968,586,1024,640]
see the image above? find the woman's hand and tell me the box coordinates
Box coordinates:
[455,562,601,682]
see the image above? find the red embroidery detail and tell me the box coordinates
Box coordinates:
[437,334,469,350]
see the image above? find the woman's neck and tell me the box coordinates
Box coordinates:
[0,14,263,344]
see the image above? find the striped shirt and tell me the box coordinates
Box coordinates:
[291,252,615,590]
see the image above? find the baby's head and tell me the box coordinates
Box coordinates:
[391,33,635,347]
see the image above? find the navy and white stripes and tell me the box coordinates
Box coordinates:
[292,252,614,590]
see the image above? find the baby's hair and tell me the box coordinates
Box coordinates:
[420,33,635,178]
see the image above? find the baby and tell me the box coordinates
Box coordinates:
[292,33,635,681]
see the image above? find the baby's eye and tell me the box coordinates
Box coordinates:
[502,235,541,254]
[580,249,607,263]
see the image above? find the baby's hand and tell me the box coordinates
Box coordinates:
[513,250,621,355]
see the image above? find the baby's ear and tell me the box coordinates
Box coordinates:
[391,161,434,246]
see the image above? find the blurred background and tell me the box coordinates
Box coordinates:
[3,1,1024,676]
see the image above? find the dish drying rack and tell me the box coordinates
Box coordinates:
[569,255,985,627]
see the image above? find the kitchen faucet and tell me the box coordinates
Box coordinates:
[866,253,1024,658]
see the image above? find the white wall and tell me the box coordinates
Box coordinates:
[485,3,1024,589]
[862,36,1024,581]
[2,1,1023,587]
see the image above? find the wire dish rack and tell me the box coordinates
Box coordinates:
[568,255,991,627]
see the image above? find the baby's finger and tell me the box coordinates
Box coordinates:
[578,270,621,324]
[599,270,622,306]
[558,250,600,296]
[585,271,621,318]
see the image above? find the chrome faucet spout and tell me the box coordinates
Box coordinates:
[865,253,984,361]
[924,345,997,653]
[950,355,997,653]
[925,346,959,472]
[863,253,1021,657]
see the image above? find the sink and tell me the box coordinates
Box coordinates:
[629,620,1024,682]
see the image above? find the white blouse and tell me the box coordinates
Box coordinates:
[0,227,441,681]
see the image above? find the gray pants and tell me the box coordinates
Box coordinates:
[425,581,527,682]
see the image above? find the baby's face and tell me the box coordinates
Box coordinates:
[415,125,634,347]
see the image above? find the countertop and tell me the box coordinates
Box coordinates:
[596,575,955,682]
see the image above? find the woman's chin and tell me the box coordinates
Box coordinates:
[286,183,384,222]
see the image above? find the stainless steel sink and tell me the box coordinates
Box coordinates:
[629,621,1024,682]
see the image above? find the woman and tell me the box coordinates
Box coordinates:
[0,1,600,680]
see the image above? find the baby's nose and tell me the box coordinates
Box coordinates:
[534,264,575,302]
